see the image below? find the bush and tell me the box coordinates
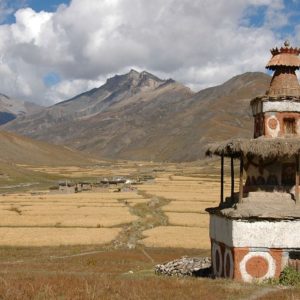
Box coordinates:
[279,266,300,286]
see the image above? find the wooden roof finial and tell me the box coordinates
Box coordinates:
[266,41,300,97]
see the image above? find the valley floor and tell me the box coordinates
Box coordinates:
[0,160,299,299]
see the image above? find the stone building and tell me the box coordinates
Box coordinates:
[206,41,300,282]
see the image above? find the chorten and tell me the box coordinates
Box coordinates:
[206,41,300,282]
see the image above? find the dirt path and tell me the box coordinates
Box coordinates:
[245,286,286,300]
[112,190,170,249]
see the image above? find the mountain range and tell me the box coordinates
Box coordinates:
[0,94,42,125]
[2,70,271,162]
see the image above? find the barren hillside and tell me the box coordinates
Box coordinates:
[3,71,271,162]
[0,131,92,166]
[0,94,42,125]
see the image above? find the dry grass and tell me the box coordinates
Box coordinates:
[0,247,264,300]
[166,212,209,227]
[0,227,121,246]
[23,165,141,178]
[258,288,300,300]
[0,163,231,249]
[0,214,136,228]
[162,201,215,213]
[0,192,141,229]
[139,180,237,202]
[169,175,205,181]
[139,190,216,201]
[0,192,144,202]
[141,226,210,249]
[0,161,299,298]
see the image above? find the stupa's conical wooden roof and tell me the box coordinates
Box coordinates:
[266,41,300,97]
[266,41,300,70]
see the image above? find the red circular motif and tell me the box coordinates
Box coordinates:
[245,256,269,278]
[268,118,278,130]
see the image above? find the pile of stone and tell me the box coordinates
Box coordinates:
[155,256,211,277]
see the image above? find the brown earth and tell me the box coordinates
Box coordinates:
[0,130,97,191]
[0,246,298,300]
[0,131,93,166]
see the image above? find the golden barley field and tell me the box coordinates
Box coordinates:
[0,160,239,249]
[1,161,299,300]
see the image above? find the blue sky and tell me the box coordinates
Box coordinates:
[27,0,70,12]
[244,0,300,38]
[3,0,71,24]
[0,0,300,105]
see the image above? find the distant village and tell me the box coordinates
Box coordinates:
[53,174,155,194]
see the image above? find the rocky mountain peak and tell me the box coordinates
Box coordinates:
[128,69,140,78]
[0,93,9,99]
[0,94,43,125]
[105,69,166,93]
[2,71,272,162]
[134,70,164,91]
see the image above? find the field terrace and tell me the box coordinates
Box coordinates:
[0,160,236,249]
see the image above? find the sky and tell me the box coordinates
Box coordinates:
[0,0,299,106]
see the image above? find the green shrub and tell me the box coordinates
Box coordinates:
[279,266,300,286]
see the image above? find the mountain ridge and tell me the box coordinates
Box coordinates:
[0,94,42,125]
[2,70,271,162]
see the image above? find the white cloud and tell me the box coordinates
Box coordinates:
[45,77,105,103]
[0,0,27,23]
[0,0,293,105]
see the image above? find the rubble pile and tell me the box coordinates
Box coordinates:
[155,256,211,277]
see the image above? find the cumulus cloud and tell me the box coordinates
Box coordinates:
[0,0,26,23]
[0,0,295,105]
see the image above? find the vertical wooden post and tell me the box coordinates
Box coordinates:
[239,155,244,203]
[231,156,234,200]
[220,154,224,205]
[296,155,299,205]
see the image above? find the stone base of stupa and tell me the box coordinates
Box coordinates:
[209,214,300,282]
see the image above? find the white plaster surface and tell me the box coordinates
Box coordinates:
[210,215,300,248]
[263,101,300,113]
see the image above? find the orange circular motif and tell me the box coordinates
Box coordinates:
[245,256,269,278]
[268,118,278,130]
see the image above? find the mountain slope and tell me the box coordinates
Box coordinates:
[3,69,193,142]
[0,94,42,125]
[0,130,92,166]
[3,71,271,162]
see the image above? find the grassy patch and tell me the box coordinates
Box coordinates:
[0,246,258,300]
[266,266,300,287]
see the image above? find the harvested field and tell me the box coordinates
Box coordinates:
[0,160,299,299]
[0,192,141,229]
[0,227,121,246]
[0,214,136,227]
[162,201,216,213]
[0,161,235,248]
[166,212,209,227]
[141,226,211,249]
[135,165,240,249]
